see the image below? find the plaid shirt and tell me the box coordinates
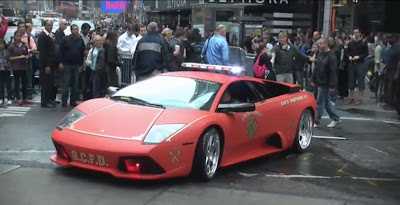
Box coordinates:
[8,43,29,70]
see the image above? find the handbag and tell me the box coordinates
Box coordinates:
[253,53,267,78]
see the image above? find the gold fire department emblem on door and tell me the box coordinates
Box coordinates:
[246,117,257,138]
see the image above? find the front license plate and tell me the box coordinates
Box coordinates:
[71,150,109,167]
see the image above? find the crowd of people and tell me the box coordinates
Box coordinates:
[0,14,208,108]
[245,28,400,126]
[0,7,399,121]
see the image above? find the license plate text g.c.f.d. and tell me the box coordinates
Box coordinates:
[71,150,109,167]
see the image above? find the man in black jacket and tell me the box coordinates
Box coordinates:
[271,31,314,84]
[346,28,368,105]
[133,22,172,82]
[54,19,67,45]
[169,29,186,71]
[58,24,85,107]
[312,38,341,128]
[38,20,56,108]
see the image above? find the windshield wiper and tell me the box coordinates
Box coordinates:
[110,96,165,109]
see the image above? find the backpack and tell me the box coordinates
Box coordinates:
[253,53,268,78]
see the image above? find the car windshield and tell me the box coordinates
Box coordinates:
[112,76,221,111]
[32,19,43,27]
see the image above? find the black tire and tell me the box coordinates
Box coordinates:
[293,109,314,153]
[192,127,222,181]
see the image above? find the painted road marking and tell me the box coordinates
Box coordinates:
[261,174,400,182]
[322,116,400,125]
[368,147,390,156]
[238,172,259,177]
[0,106,32,117]
[313,135,347,140]
[0,150,55,154]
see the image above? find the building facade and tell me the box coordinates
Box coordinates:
[144,0,317,33]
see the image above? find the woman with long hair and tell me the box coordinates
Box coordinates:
[8,31,31,105]
[105,31,122,88]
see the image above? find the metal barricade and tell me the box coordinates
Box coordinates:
[228,46,255,77]
[244,54,256,76]
[118,54,134,87]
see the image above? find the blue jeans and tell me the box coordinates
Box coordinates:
[315,87,340,124]
[295,71,304,89]
[92,70,108,98]
[349,63,366,91]
[62,65,79,104]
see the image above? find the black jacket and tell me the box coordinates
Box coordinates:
[59,35,85,66]
[348,39,368,64]
[38,31,56,69]
[54,28,65,45]
[312,50,338,89]
[254,53,273,71]
[104,42,122,87]
[169,38,185,71]
[133,32,172,76]
[272,43,310,74]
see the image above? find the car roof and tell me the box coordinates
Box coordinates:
[160,71,257,84]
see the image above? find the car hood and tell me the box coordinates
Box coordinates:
[72,100,208,140]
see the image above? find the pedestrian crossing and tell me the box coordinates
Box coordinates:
[0,106,32,117]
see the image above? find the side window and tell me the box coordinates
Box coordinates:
[220,81,258,104]
[247,82,274,100]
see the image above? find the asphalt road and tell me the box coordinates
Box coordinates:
[0,99,399,205]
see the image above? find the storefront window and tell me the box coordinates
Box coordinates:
[216,10,234,21]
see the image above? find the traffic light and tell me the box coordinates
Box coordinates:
[333,0,360,7]
[332,0,347,7]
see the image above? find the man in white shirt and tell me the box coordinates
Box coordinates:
[80,23,91,45]
[117,24,136,55]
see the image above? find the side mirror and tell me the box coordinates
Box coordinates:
[217,103,255,113]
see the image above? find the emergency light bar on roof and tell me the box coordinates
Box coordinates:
[181,63,245,75]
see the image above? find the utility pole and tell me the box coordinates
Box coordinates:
[79,0,83,19]
[323,0,333,37]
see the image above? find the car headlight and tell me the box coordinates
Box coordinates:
[56,108,86,131]
[143,124,186,144]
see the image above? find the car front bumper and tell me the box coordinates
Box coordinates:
[50,129,196,180]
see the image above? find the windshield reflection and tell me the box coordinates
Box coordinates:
[113,76,221,111]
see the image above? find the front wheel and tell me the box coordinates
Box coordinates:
[192,127,221,181]
[293,110,314,153]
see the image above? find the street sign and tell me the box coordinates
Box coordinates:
[101,1,129,13]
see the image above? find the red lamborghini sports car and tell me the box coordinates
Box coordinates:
[50,63,316,181]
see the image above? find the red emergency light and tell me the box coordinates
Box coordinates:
[181,63,245,75]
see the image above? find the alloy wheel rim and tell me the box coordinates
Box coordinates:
[204,129,220,178]
[298,112,313,149]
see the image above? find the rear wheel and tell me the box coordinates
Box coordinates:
[192,127,221,181]
[293,110,313,153]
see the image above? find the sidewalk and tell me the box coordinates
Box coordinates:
[335,90,399,120]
